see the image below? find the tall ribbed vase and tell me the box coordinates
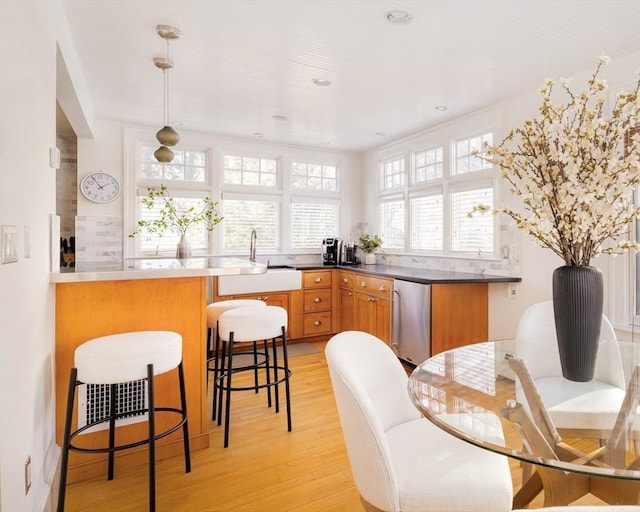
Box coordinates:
[552,265,603,382]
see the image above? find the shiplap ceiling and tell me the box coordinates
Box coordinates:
[60,0,640,152]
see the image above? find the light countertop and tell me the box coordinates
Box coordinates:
[50,257,267,283]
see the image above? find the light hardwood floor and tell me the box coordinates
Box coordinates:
[60,341,605,511]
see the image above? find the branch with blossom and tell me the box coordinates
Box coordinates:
[470,56,640,266]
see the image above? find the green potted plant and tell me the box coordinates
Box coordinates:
[129,184,223,258]
[470,56,640,381]
[358,233,382,265]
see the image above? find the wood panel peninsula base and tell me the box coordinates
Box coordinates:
[55,277,209,484]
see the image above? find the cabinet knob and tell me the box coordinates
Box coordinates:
[379,285,386,291]
[361,281,367,288]
[313,297,321,303]
[348,292,352,296]
[343,278,349,283]
[314,277,322,283]
[258,296,268,302]
[314,320,321,326]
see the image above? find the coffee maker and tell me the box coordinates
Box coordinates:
[341,241,357,266]
[322,237,341,265]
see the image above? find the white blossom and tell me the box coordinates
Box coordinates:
[471,57,640,267]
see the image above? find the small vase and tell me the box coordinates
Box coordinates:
[176,233,192,259]
[364,253,376,265]
[552,265,603,382]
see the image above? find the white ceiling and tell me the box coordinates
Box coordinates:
[60,0,640,152]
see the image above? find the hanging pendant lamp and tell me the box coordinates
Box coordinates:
[154,24,180,163]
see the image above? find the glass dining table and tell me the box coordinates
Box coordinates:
[407,339,640,507]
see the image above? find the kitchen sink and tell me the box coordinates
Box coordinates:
[217,266,302,295]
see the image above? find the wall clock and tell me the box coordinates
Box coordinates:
[79,172,121,203]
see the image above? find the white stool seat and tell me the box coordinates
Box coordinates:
[206,299,266,327]
[75,331,182,384]
[218,306,288,342]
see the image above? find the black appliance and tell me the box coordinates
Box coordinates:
[322,237,341,265]
[341,241,357,265]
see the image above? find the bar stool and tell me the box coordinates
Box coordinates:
[57,331,191,512]
[216,305,292,448]
[206,299,267,420]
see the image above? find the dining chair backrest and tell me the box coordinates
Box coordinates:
[325,330,420,511]
[516,301,625,389]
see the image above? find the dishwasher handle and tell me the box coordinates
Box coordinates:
[391,289,400,349]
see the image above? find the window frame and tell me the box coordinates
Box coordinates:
[373,121,500,259]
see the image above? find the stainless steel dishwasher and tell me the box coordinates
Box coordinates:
[392,279,431,365]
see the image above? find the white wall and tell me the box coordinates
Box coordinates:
[0,1,93,510]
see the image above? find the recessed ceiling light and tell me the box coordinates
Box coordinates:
[272,115,288,121]
[253,132,264,137]
[312,78,331,87]
[385,10,413,25]
[435,105,448,111]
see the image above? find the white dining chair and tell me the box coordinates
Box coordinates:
[515,301,629,437]
[325,330,513,512]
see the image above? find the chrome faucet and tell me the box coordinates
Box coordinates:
[249,229,257,262]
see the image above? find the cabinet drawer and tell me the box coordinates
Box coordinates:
[303,288,332,312]
[303,312,332,335]
[303,270,332,289]
[356,274,393,299]
[231,292,289,309]
[338,270,355,290]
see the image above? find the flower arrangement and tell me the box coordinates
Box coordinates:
[470,56,640,267]
[358,233,382,254]
[129,184,223,239]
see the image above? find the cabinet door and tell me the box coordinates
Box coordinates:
[354,292,375,335]
[373,298,391,345]
[338,288,355,332]
[354,292,391,345]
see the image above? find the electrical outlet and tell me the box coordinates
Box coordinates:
[24,455,31,495]
[508,284,519,300]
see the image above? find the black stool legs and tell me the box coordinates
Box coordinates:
[57,362,191,512]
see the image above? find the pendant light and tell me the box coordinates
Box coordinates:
[154,24,180,163]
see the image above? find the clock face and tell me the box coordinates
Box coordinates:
[80,172,121,203]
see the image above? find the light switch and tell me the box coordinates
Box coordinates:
[1,225,18,264]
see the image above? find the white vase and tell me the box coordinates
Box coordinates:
[176,233,192,259]
[364,253,376,265]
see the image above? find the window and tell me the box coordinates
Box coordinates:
[136,195,210,254]
[221,197,278,251]
[375,124,498,257]
[223,155,277,187]
[220,153,342,254]
[292,162,337,191]
[450,187,494,254]
[291,201,339,249]
[381,157,405,190]
[452,132,493,176]
[140,147,206,182]
[411,194,443,251]
[379,199,405,250]
[133,146,210,256]
[414,147,443,183]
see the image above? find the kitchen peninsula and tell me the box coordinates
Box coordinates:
[52,258,266,484]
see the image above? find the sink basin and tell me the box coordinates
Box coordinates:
[218,267,302,295]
